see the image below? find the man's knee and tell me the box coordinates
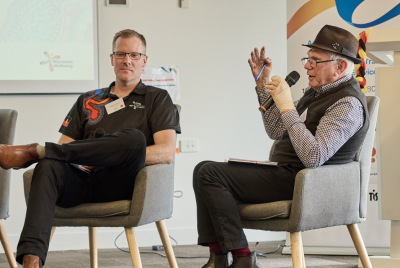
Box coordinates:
[193,161,213,190]
[112,128,146,150]
[196,162,222,188]
[31,159,64,187]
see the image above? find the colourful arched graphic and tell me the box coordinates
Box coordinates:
[287,0,400,39]
[336,0,400,28]
[287,0,336,39]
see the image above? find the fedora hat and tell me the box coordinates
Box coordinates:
[302,25,362,64]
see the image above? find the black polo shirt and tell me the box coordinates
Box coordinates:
[59,81,181,146]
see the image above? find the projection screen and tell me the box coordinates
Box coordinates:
[0,0,98,94]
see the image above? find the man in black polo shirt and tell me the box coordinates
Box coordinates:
[0,29,180,268]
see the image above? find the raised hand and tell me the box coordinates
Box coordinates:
[248,46,272,88]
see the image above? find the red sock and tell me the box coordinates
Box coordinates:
[209,243,223,254]
[231,247,251,258]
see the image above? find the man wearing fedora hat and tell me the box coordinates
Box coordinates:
[193,25,369,268]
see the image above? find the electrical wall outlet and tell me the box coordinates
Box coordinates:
[179,139,199,153]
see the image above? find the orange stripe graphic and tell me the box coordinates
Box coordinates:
[287,0,336,39]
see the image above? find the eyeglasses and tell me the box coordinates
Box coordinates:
[301,57,340,68]
[113,51,146,60]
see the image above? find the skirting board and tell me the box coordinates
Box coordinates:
[282,246,390,256]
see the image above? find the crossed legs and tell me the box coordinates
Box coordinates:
[15,128,146,265]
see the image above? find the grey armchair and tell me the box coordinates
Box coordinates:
[22,105,181,268]
[237,96,379,268]
[0,109,18,268]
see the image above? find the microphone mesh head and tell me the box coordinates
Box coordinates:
[286,71,300,87]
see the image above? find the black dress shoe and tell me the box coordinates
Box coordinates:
[202,251,230,268]
[229,251,261,268]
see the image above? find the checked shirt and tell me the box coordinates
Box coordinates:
[256,75,364,168]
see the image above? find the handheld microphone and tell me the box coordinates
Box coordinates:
[259,71,300,112]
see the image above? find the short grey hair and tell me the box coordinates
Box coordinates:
[326,51,354,76]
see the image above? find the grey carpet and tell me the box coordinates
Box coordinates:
[0,241,359,267]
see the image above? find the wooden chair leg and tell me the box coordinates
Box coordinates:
[125,227,142,268]
[156,220,178,268]
[298,232,306,268]
[0,220,17,268]
[347,224,372,268]
[290,232,304,268]
[49,226,56,243]
[89,227,98,268]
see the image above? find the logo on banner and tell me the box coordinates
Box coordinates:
[287,0,400,39]
[160,67,178,74]
[336,0,400,28]
[371,147,377,163]
[369,189,378,201]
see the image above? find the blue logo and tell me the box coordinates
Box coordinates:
[335,0,400,28]
[160,67,178,74]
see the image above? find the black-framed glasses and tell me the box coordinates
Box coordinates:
[301,57,340,68]
[113,51,146,60]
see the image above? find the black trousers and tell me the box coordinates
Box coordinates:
[193,161,298,253]
[16,128,146,265]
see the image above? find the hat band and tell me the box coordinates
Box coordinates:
[341,47,355,59]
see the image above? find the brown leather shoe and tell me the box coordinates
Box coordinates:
[22,255,42,268]
[0,143,39,170]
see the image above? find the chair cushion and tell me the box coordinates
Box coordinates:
[54,200,131,219]
[237,200,292,220]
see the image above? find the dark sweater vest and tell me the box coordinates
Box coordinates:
[270,77,370,170]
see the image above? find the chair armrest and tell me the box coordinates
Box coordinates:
[0,169,11,219]
[130,161,175,226]
[23,162,175,227]
[287,161,361,232]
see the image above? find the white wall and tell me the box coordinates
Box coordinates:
[0,0,287,252]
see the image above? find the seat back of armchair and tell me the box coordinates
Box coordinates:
[268,97,380,220]
[0,109,18,220]
[355,96,379,219]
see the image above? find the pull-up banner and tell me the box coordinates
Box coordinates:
[285,0,400,252]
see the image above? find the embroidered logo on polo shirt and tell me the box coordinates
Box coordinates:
[62,116,72,127]
[129,101,145,109]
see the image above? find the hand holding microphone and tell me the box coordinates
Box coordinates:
[267,76,296,113]
[259,71,300,112]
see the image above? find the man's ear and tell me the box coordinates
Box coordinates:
[337,59,348,76]
[142,55,148,68]
[110,54,114,66]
